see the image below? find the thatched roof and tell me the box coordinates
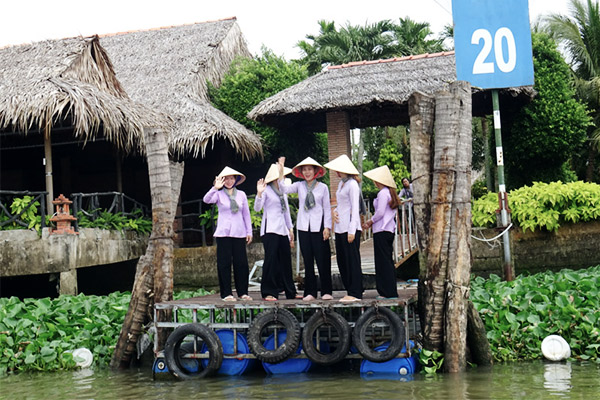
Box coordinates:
[0,36,163,152]
[248,51,535,133]
[100,18,262,160]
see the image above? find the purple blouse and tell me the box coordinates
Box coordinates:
[203,187,252,238]
[254,184,293,236]
[280,180,332,232]
[371,187,396,233]
[333,178,362,235]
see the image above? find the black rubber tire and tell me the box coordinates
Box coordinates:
[164,323,223,380]
[302,309,352,365]
[352,306,405,363]
[247,308,300,363]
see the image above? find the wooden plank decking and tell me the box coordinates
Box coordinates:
[156,287,417,311]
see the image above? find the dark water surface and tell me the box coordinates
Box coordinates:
[2,360,599,399]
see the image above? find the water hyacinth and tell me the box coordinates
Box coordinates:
[0,288,212,375]
[470,265,600,362]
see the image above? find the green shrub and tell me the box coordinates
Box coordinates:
[471,181,600,231]
[76,209,151,235]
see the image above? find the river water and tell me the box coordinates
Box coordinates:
[1,360,598,399]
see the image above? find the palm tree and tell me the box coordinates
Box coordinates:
[392,17,445,55]
[296,18,446,76]
[544,0,600,181]
[297,20,398,75]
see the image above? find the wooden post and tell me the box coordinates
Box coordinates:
[408,91,435,335]
[43,126,54,215]
[408,91,435,253]
[421,86,457,353]
[443,81,472,373]
[419,81,473,374]
[115,152,123,194]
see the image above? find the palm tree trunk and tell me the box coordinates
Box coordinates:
[110,127,176,368]
[421,82,473,374]
[443,81,472,373]
[421,87,457,352]
[408,91,435,333]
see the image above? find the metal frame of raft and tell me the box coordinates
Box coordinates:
[153,289,419,379]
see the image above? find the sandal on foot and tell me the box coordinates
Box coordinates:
[264,295,278,301]
[303,294,316,301]
[294,294,303,299]
[339,296,361,303]
[222,295,236,302]
[321,294,334,300]
[239,294,253,301]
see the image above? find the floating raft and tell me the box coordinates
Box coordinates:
[153,287,419,380]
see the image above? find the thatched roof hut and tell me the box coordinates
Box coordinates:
[0,36,162,152]
[248,51,535,133]
[100,18,263,160]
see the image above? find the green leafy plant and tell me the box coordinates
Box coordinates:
[198,208,217,229]
[378,139,410,188]
[77,209,151,235]
[471,192,499,228]
[417,348,445,374]
[471,264,600,362]
[246,197,263,229]
[0,196,46,234]
[471,181,600,231]
[0,288,215,375]
[471,178,488,199]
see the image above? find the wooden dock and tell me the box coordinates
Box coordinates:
[156,287,417,312]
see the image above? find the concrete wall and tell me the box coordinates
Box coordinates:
[3,220,598,294]
[0,228,148,280]
[472,220,600,277]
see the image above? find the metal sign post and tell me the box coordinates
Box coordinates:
[492,90,513,281]
[453,0,535,281]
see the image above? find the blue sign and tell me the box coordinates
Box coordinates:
[453,0,534,89]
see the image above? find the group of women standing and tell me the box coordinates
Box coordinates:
[203,154,402,303]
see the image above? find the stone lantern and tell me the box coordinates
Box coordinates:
[50,194,78,235]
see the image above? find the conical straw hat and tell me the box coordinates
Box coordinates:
[364,165,397,189]
[323,154,359,175]
[217,166,246,185]
[264,163,293,184]
[292,157,326,179]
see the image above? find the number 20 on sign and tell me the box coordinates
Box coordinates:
[452,0,534,89]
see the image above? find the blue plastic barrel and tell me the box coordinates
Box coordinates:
[152,357,169,375]
[262,331,312,374]
[360,341,419,377]
[202,329,255,376]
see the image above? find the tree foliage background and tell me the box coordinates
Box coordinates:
[544,0,600,182]
[208,48,327,167]
[502,32,592,189]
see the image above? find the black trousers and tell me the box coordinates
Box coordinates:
[216,237,249,298]
[373,231,399,298]
[261,233,296,299]
[299,229,332,297]
[334,231,363,299]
